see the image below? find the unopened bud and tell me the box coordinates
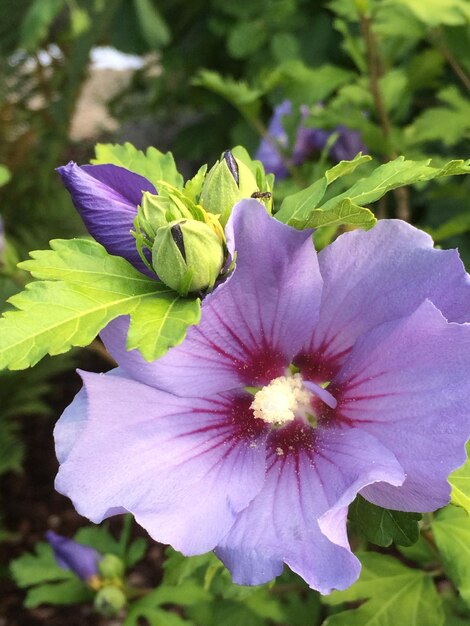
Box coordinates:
[199,150,259,225]
[94,585,126,617]
[152,219,225,295]
[98,554,125,580]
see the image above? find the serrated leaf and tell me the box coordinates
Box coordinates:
[24,578,92,608]
[450,442,470,515]
[349,495,421,547]
[10,542,73,587]
[433,505,470,606]
[276,154,373,229]
[323,552,444,626]
[92,142,183,190]
[321,157,470,210]
[0,239,200,370]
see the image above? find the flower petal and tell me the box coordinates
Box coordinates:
[57,162,156,273]
[216,422,404,593]
[334,299,470,512]
[101,200,323,396]
[46,531,100,580]
[302,220,470,376]
[55,370,267,554]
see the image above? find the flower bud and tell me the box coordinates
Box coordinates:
[94,585,126,617]
[46,531,100,582]
[199,150,259,225]
[138,192,192,239]
[98,553,125,580]
[152,219,225,295]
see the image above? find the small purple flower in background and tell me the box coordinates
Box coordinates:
[54,200,470,593]
[57,163,156,275]
[255,100,367,179]
[46,530,100,582]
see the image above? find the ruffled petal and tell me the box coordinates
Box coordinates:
[101,200,323,396]
[55,370,267,554]
[57,162,156,273]
[216,422,404,593]
[301,220,470,376]
[333,299,470,512]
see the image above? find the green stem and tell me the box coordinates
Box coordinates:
[119,513,134,560]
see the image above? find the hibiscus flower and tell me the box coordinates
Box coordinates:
[54,200,470,593]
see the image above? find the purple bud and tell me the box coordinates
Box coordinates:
[223,150,239,185]
[46,531,100,581]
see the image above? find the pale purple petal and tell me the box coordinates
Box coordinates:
[299,219,470,378]
[55,371,267,554]
[216,422,404,593]
[101,200,323,396]
[333,300,470,511]
[57,162,156,274]
[46,531,100,580]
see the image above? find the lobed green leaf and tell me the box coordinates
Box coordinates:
[92,142,183,190]
[450,441,470,516]
[0,239,200,370]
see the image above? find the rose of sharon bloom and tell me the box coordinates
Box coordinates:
[46,530,100,581]
[255,100,367,179]
[57,162,156,275]
[55,200,470,593]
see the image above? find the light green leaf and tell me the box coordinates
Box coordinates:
[92,142,183,190]
[450,442,470,515]
[192,70,263,121]
[433,505,470,606]
[276,153,373,229]
[0,239,200,370]
[321,157,470,210]
[394,0,470,26]
[24,579,92,609]
[324,552,444,626]
[0,165,11,187]
[10,542,73,587]
[349,495,421,547]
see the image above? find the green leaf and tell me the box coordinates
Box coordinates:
[323,552,444,626]
[19,0,66,51]
[433,505,470,606]
[74,525,121,557]
[92,142,183,190]
[349,496,421,547]
[24,579,92,609]
[0,164,11,187]
[406,87,470,147]
[394,0,470,26]
[10,542,73,587]
[133,0,171,48]
[0,239,200,370]
[275,154,374,229]
[192,70,263,121]
[321,157,470,210]
[450,442,470,515]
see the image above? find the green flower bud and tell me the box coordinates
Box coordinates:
[199,150,259,225]
[94,585,126,617]
[98,554,125,580]
[152,219,225,295]
[138,192,193,239]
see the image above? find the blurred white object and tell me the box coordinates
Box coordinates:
[90,47,145,71]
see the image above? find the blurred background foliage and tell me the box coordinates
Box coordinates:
[0,0,469,624]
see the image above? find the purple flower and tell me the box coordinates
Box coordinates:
[255,100,367,179]
[46,530,101,581]
[54,200,470,593]
[57,162,156,275]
